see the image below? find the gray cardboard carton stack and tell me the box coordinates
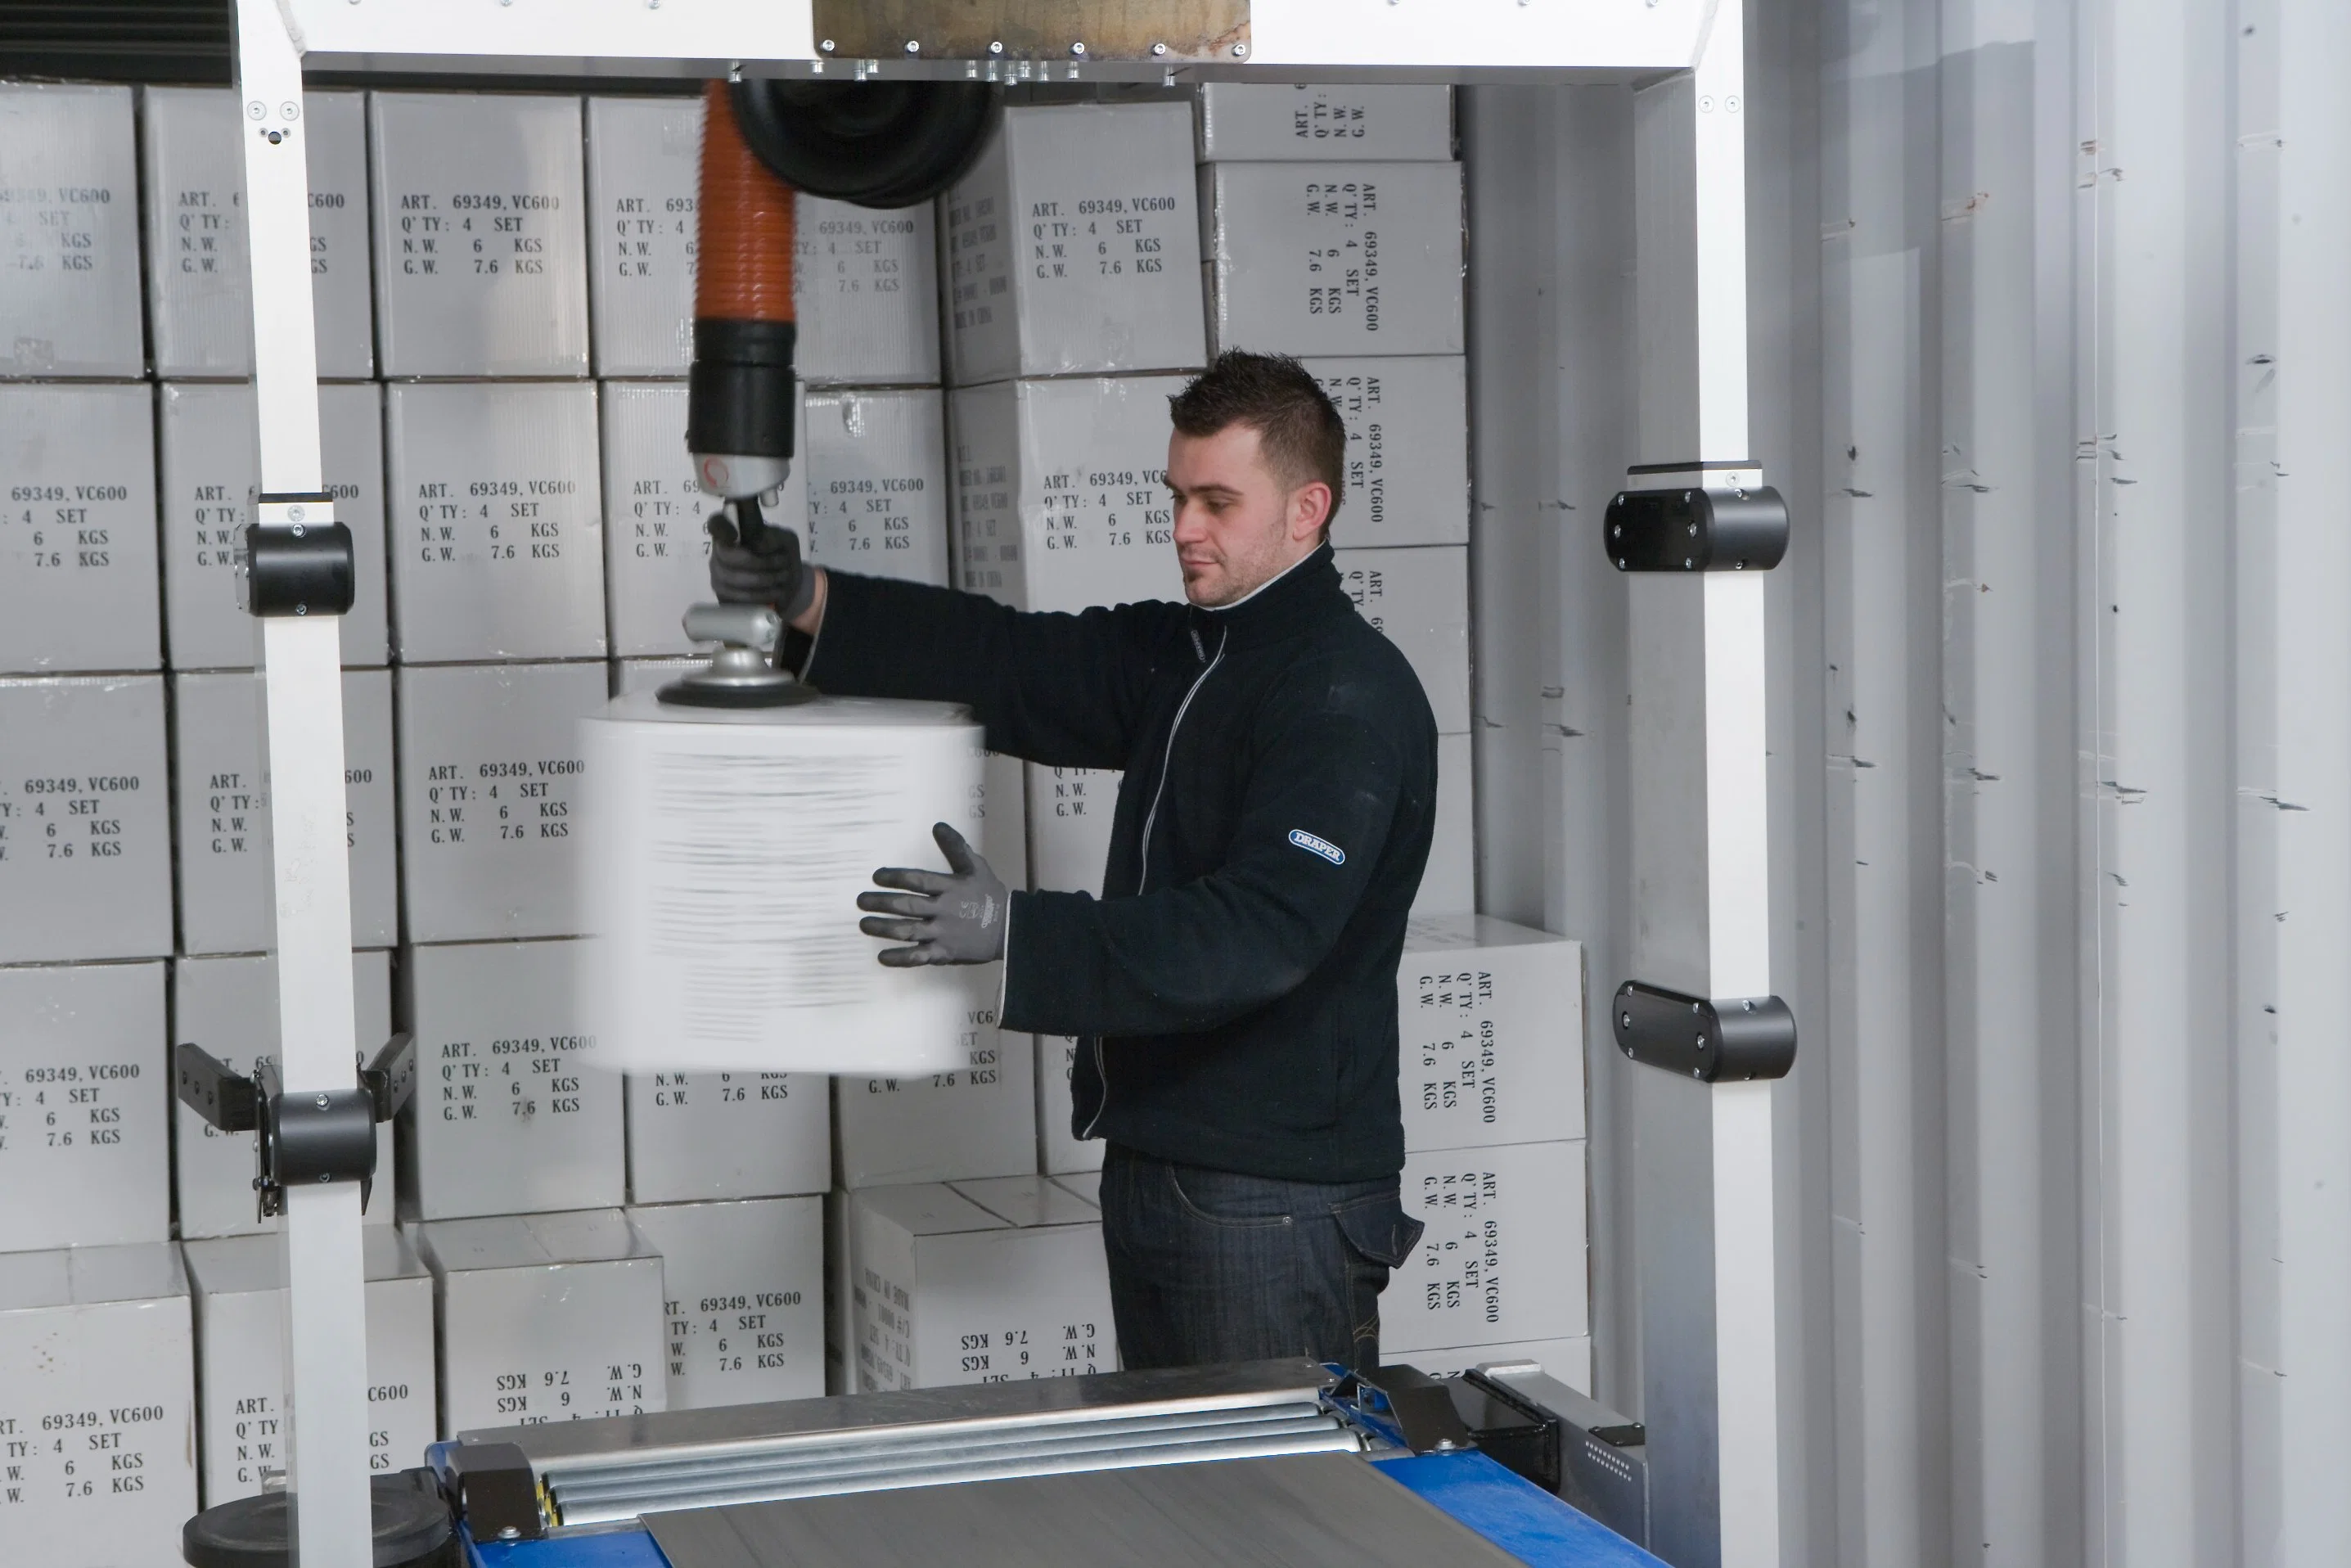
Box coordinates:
[0,86,216,1565]
[1196,83,1475,915]
[367,92,618,1250]
[1380,916,1591,1387]
[940,108,1201,1190]
[0,79,1511,1462]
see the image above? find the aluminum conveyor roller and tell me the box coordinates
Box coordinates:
[438,1361,1356,1534]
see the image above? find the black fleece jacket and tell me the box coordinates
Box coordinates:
[803,543,1438,1182]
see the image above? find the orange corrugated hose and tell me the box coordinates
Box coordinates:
[695,79,795,324]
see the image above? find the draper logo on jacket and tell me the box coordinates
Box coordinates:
[1288,828,1345,866]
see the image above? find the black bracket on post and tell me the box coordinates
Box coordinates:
[1611,983,1796,1083]
[176,1033,415,1221]
[1606,480,1789,573]
[238,493,355,619]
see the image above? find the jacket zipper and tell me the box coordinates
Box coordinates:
[1081,623,1227,1141]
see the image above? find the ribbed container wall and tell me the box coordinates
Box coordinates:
[1468,0,2351,1561]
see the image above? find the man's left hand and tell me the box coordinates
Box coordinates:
[858,822,1009,966]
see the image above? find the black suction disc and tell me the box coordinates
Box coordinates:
[182,1471,459,1568]
[656,672,822,708]
[731,79,1002,208]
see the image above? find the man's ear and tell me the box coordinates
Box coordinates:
[1290,480,1335,543]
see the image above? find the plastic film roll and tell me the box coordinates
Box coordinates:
[580,692,984,1074]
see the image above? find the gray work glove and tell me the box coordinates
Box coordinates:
[706,510,817,620]
[857,822,1009,967]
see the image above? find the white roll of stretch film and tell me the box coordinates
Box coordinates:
[580,691,986,1074]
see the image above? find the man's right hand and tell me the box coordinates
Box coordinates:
[708,509,821,625]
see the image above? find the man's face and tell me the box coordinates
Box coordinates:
[1165,422,1331,608]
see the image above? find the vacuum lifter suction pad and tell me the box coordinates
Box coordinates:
[659,602,816,709]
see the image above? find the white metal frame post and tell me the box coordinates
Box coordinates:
[236,2,372,1564]
[1628,6,1786,1566]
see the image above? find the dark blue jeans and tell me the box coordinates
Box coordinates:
[1098,1143,1425,1373]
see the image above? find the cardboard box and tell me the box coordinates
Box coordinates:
[1417,731,1474,917]
[1196,83,1454,163]
[1305,357,1469,548]
[0,677,173,963]
[850,1178,1113,1391]
[1381,1138,1588,1354]
[1334,544,1470,733]
[0,961,167,1251]
[171,669,399,953]
[1387,1336,1590,1393]
[796,195,942,385]
[1399,917,1583,1152]
[0,85,145,377]
[0,1243,196,1561]
[159,381,389,669]
[172,950,397,1239]
[141,87,374,379]
[950,377,1187,612]
[802,388,950,588]
[944,104,1205,385]
[1034,1034,1103,1176]
[627,1197,825,1409]
[417,1208,666,1433]
[0,382,161,674]
[369,92,591,378]
[399,938,622,1221]
[834,974,1035,1188]
[625,1066,828,1205]
[599,381,804,658]
[1206,162,1464,358]
[386,381,607,664]
[183,1227,436,1503]
[394,661,604,943]
[585,95,700,378]
[1024,764,1119,896]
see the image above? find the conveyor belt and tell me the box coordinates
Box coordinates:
[641,1450,1526,1568]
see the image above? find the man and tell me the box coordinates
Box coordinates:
[709,350,1438,1372]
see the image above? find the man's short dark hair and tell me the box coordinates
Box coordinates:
[1169,350,1347,528]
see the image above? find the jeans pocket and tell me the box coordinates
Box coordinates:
[1331,1189,1424,1268]
[1164,1163,1296,1229]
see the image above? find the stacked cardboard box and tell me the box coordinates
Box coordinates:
[0,1244,197,1559]
[1196,83,1474,915]
[847,1176,1113,1393]
[1379,916,1589,1381]
[183,1228,435,1505]
[417,1209,664,1432]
